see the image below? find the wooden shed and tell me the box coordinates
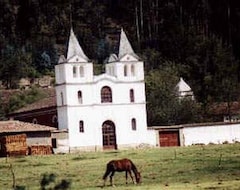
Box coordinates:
[0,120,56,157]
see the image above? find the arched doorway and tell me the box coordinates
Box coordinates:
[102,120,117,150]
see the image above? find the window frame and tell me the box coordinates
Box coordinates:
[79,66,84,77]
[130,89,135,102]
[124,65,127,76]
[78,90,82,104]
[73,66,77,77]
[101,86,112,103]
[131,64,135,76]
[79,120,84,133]
[131,118,136,131]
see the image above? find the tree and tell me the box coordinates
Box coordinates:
[0,92,6,120]
[145,63,179,125]
[6,87,46,114]
[145,62,202,125]
[174,98,203,124]
[0,49,33,89]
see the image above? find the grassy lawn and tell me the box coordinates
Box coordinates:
[1,144,240,189]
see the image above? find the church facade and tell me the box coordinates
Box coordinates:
[55,28,156,151]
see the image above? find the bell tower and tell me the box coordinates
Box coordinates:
[105,28,144,81]
[55,28,93,130]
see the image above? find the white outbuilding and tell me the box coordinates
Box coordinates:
[175,77,194,100]
[54,28,156,152]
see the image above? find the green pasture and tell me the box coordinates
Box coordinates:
[0,144,240,190]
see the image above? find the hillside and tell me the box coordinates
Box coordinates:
[1,0,240,125]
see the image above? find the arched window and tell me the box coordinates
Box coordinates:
[79,120,84,133]
[60,92,64,105]
[131,118,136,131]
[52,115,58,128]
[32,118,38,124]
[73,66,77,77]
[110,66,114,75]
[80,66,84,77]
[124,65,127,76]
[78,91,82,104]
[130,89,135,102]
[101,86,112,103]
[131,64,135,76]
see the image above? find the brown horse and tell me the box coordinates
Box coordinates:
[102,158,141,187]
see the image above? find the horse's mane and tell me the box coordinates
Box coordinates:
[129,159,138,173]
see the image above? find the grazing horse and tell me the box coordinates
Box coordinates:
[102,158,141,187]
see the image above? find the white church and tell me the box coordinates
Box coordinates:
[55,28,156,152]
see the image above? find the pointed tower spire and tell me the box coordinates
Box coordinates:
[176,77,192,92]
[67,28,89,61]
[118,28,139,59]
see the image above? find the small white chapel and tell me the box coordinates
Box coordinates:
[55,28,156,152]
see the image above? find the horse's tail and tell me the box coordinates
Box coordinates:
[102,170,109,180]
[102,163,111,180]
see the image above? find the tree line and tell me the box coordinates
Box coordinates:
[1,0,240,125]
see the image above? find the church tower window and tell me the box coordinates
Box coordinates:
[124,65,127,76]
[79,120,84,133]
[78,91,82,104]
[130,89,135,102]
[80,66,84,77]
[131,118,136,130]
[131,64,135,76]
[101,86,112,103]
[73,66,77,77]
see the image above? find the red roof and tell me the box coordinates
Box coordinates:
[0,120,56,133]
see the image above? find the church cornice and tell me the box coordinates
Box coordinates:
[57,61,91,65]
[57,102,146,108]
[55,80,145,86]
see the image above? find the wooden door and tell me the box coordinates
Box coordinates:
[102,121,117,149]
[159,131,180,147]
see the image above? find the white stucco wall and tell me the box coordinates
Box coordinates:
[183,123,240,146]
[66,104,150,147]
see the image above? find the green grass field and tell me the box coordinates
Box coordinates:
[1,144,240,190]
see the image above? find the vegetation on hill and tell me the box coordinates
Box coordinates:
[1,0,240,125]
[0,88,47,120]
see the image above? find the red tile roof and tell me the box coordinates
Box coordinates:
[0,120,56,133]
